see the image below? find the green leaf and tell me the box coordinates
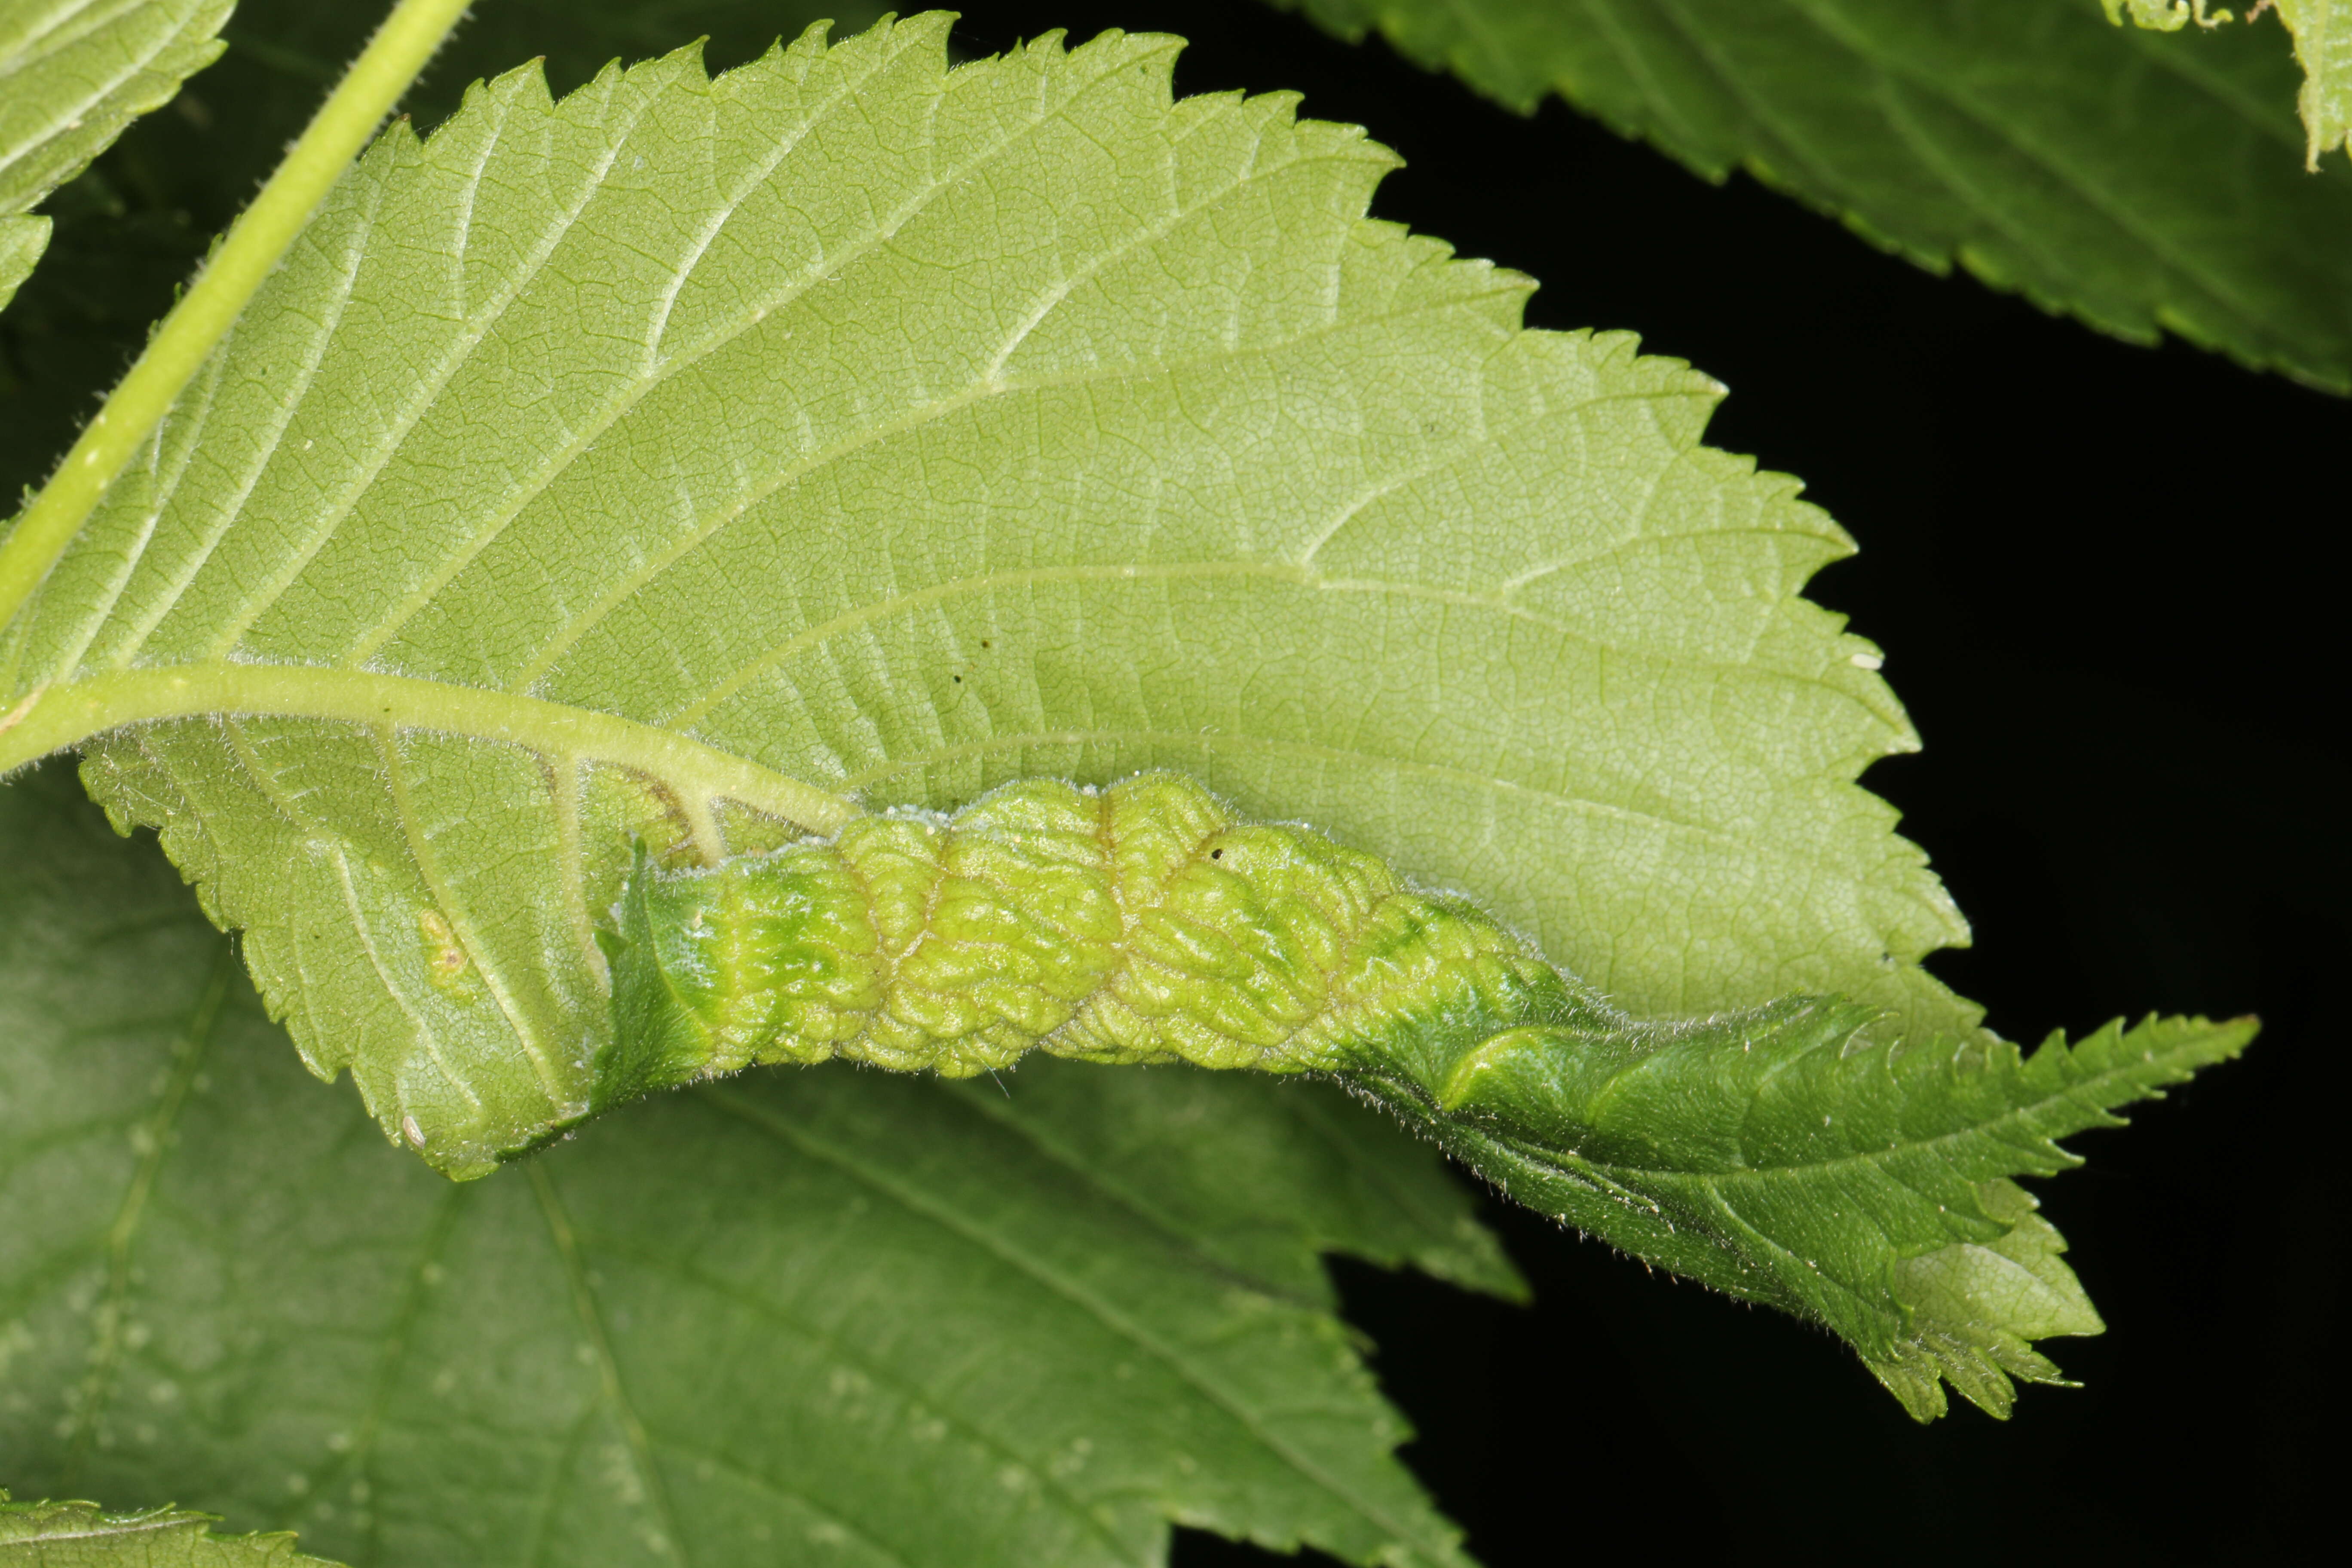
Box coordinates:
[1274,0,2352,392]
[0,0,232,309]
[0,1489,339,1566]
[1420,995,2254,1420]
[0,760,1501,1567]
[2106,0,2352,168]
[0,0,232,213]
[0,13,1969,1175]
[0,212,41,312]
[2274,1,2352,166]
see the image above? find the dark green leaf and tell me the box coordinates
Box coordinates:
[1276,0,2352,390]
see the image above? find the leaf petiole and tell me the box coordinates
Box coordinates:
[0,0,474,638]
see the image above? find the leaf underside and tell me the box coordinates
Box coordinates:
[0,1489,338,1566]
[0,12,1967,1175]
[2276,0,2352,167]
[0,763,1504,1568]
[1274,0,2352,392]
[0,0,231,310]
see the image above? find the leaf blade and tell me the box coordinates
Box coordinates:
[1421,998,2254,1418]
[0,212,42,310]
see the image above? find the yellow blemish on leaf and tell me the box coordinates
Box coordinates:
[2103,1,2236,31]
[417,910,475,996]
[0,687,42,737]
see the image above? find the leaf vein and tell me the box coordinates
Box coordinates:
[586,1223,1137,1562]
[696,1084,1451,1559]
[528,1163,689,1567]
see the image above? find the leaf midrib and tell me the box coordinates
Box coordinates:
[6,521,1900,859]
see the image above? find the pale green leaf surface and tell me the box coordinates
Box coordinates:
[0,1490,338,1567]
[2269,0,2352,162]
[0,0,230,303]
[0,13,1967,1174]
[1276,0,2352,391]
[201,0,885,202]
[0,763,1497,1568]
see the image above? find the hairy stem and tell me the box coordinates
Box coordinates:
[0,662,858,833]
[0,0,474,636]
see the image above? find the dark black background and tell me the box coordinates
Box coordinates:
[7,3,2337,1562]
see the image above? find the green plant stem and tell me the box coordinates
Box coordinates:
[0,664,858,832]
[0,0,474,638]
